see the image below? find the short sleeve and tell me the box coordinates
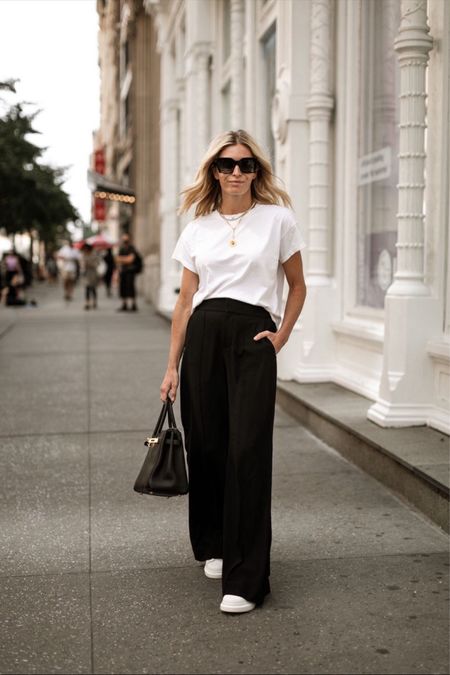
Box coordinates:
[171,223,197,273]
[279,211,307,263]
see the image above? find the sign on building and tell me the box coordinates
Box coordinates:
[358,147,391,185]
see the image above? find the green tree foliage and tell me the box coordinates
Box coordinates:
[0,79,18,95]
[0,100,79,248]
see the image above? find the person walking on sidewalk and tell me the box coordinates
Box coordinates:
[102,247,116,298]
[81,243,99,310]
[57,240,81,302]
[160,129,307,614]
[115,233,140,312]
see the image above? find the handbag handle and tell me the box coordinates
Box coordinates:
[167,400,177,429]
[152,400,168,436]
[152,399,178,436]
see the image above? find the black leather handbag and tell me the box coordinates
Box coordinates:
[133,399,188,497]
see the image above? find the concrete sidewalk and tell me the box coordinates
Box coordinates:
[0,283,448,675]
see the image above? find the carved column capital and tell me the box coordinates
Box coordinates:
[186,42,211,72]
[394,0,433,58]
[271,76,289,144]
[310,0,332,97]
[143,0,169,54]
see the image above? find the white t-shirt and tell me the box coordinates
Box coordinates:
[57,245,81,274]
[171,203,307,327]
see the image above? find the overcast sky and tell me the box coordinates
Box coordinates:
[0,0,100,224]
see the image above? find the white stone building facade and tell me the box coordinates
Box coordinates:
[137,0,449,434]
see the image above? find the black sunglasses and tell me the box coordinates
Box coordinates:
[214,157,259,174]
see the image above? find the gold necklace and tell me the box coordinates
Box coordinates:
[218,203,255,247]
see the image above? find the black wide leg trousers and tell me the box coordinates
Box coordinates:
[179,297,278,606]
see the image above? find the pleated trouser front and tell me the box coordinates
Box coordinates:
[179,297,277,606]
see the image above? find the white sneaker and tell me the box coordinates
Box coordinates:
[204,558,223,579]
[220,594,256,613]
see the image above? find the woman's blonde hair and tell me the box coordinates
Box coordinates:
[178,129,292,217]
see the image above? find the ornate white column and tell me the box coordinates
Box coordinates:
[195,47,211,154]
[281,0,336,383]
[159,65,181,311]
[389,0,432,296]
[184,42,211,177]
[367,0,440,426]
[230,0,245,129]
[184,0,212,177]
[307,0,334,281]
[145,0,181,312]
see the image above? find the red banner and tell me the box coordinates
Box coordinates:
[94,197,106,221]
[94,148,105,175]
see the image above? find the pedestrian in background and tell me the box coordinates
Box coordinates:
[57,240,81,302]
[102,247,115,297]
[81,243,99,310]
[115,233,140,312]
[0,249,25,306]
[160,129,307,614]
[45,252,59,284]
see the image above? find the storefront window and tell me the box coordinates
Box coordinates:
[356,0,400,309]
[261,25,276,167]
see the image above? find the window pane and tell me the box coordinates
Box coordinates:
[356,0,400,309]
[261,26,276,167]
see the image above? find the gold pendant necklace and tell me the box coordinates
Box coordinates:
[218,203,255,248]
[229,222,238,247]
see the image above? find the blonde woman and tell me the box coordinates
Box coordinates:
[160,129,307,613]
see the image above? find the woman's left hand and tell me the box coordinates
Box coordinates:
[253,331,284,355]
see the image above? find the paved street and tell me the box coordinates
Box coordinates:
[0,282,448,675]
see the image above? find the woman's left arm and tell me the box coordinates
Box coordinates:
[254,251,307,353]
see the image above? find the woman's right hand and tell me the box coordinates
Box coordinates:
[160,268,198,403]
[160,367,179,402]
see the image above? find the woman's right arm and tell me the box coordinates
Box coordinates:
[160,266,199,402]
